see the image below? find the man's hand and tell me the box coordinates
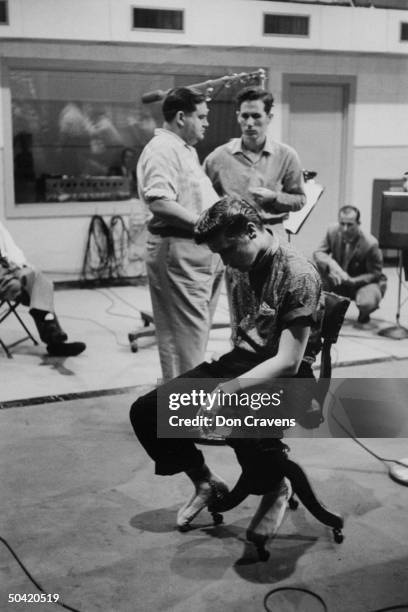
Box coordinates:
[249,187,277,208]
[196,381,238,435]
[328,267,349,286]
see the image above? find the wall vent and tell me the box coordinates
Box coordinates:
[132,7,183,31]
[400,22,408,40]
[263,13,309,36]
[0,1,8,25]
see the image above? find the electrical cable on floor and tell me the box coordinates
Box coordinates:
[328,391,408,471]
[0,536,82,612]
[58,287,154,349]
[60,286,229,351]
[98,287,144,316]
[59,313,130,349]
[262,392,408,611]
[3,529,407,612]
[94,288,140,321]
[263,586,328,611]
[262,585,408,612]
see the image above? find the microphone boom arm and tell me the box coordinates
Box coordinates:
[141,68,266,104]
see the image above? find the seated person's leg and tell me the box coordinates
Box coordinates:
[130,358,229,529]
[130,383,206,477]
[0,271,23,303]
[129,348,263,529]
[20,267,86,356]
[355,283,382,323]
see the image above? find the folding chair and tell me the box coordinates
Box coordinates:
[0,299,38,358]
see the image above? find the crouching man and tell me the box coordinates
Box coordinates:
[130,196,323,532]
[313,205,387,325]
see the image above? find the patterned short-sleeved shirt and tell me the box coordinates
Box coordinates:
[230,240,324,363]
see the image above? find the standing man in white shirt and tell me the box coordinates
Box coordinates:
[137,87,223,380]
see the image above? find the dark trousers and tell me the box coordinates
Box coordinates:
[130,348,315,478]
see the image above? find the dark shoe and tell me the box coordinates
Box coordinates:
[31,311,68,344]
[47,341,86,357]
[357,312,370,324]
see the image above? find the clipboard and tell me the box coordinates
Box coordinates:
[283,181,324,235]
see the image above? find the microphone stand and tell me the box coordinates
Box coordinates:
[141,68,266,103]
[378,249,408,339]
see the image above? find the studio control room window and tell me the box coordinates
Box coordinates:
[9,66,243,208]
[10,69,167,205]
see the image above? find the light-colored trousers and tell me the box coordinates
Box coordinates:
[0,262,54,312]
[145,234,224,381]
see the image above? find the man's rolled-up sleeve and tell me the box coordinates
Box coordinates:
[282,273,322,327]
[139,150,179,203]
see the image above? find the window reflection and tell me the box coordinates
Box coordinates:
[10,68,243,205]
[10,70,161,204]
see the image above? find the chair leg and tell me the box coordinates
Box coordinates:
[283,458,344,543]
[209,474,250,514]
[0,300,38,357]
[10,305,38,346]
[0,336,13,358]
[288,493,299,510]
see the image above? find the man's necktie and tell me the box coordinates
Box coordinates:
[341,241,352,271]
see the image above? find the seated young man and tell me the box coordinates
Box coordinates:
[0,220,86,357]
[130,196,323,531]
[313,205,387,325]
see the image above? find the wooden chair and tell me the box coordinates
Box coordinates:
[0,300,38,358]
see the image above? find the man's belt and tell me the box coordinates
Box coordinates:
[148,225,194,239]
[261,213,288,226]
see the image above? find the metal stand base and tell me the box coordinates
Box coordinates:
[378,325,408,340]
[377,250,408,341]
[389,458,408,486]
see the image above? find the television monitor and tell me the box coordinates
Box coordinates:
[379,192,408,250]
[371,178,404,239]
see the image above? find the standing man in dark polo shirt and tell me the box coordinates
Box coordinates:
[204,85,306,324]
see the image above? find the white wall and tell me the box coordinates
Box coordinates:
[3,0,408,55]
[1,0,408,272]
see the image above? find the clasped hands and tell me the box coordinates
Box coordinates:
[196,380,239,436]
[328,266,355,288]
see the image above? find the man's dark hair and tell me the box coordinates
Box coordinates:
[236,86,274,114]
[162,87,206,122]
[339,205,360,223]
[194,196,263,244]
